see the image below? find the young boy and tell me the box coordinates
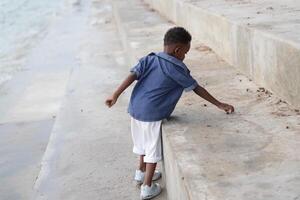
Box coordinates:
[105,27,234,199]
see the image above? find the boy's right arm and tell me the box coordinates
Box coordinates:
[105,73,137,108]
[193,85,234,114]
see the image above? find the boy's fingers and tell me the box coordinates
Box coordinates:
[222,104,234,114]
[226,105,234,114]
[105,99,112,107]
[110,101,115,107]
[105,98,117,108]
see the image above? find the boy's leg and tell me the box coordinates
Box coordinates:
[143,162,157,186]
[139,155,146,172]
[142,120,162,186]
[140,120,162,199]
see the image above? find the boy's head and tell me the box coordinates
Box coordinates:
[163,27,192,61]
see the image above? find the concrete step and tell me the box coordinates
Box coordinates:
[112,0,300,199]
[145,0,300,108]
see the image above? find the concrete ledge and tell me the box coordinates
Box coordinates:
[144,0,300,108]
[114,0,300,199]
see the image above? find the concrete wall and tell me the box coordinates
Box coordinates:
[144,0,300,108]
[162,131,190,200]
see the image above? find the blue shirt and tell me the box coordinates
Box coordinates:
[128,52,199,122]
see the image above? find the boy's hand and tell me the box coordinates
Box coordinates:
[105,95,118,108]
[193,86,234,114]
[218,103,234,114]
[105,73,137,108]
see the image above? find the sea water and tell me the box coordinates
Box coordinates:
[0,0,63,85]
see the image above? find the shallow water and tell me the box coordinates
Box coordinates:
[0,0,63,85]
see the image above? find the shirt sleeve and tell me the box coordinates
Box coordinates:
[167,66,199,92]
[129,57,146,80]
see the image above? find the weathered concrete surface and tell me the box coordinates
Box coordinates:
[33,0,166,199]
[113,0,300,199]
[144,0,300,108]
[0,120,54,200]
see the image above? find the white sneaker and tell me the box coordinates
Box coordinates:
[134,170,162,184]
[140,183,162,200]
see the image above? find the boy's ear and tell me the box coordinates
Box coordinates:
[174,47,180,53]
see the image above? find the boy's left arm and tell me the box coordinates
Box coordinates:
[193,85,234,114]
[105,73,137,108]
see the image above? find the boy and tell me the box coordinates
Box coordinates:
[105,27,234,199]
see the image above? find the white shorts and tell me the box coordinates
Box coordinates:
[131,117,162,163]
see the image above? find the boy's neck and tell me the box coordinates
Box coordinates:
[163,46,176,59]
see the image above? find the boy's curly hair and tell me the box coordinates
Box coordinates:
[164,27,192,45]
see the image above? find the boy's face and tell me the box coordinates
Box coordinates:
[173,42,190,61]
